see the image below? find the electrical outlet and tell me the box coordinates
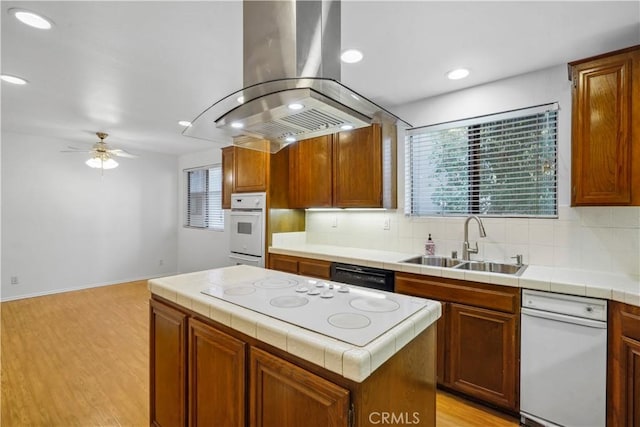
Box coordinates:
[331,216,338,228]
[10,276,19,285]
[383,217,391,230]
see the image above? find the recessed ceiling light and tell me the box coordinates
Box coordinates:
[1,74,28,85]
[178,120,192,127]
[446,68,470,80]
[340,124,354,131]
[341,49,363,64]
[9,8,53,30]
[288,103,304,110]
[231,122,244,129]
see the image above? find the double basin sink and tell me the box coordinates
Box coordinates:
[400,255,527,276]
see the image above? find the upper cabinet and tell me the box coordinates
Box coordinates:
[569,45,640,206]
[233,147,269,193]
[289,135,333,208]
[289,124,397,209]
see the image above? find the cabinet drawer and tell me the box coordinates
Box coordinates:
[395,272,519,314]
[269,254,298,274]
[298,259,331,279]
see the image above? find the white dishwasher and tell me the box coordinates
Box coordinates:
[520,289,607,427]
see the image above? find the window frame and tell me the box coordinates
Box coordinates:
[184,164,224,231]
[405,103,559,219]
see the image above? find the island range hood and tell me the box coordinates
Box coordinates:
[183,0,410,153]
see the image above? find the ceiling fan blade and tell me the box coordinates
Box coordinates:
[61,148,93,153]
[109,149,138,158]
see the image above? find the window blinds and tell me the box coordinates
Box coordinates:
[185,165,224,230]
[405,103,558,217]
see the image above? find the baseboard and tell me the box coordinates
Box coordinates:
[0,271,178,302]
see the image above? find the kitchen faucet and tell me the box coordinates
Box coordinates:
[462,215,487,260]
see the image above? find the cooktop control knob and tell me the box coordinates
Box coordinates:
[320,290,334,299]
[327,283,334,290]
[338,285,350,293]
[307,288,320,296]
[295,286,309,293]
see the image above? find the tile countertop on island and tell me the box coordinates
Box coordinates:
[268,243,640,307]
[148,265,442,383]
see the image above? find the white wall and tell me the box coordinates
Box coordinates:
[177,147,232,273]
[304,65,640,277]
[1,131,179,300]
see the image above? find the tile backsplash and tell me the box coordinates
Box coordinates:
[301,206,640,277]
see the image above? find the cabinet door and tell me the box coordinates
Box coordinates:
[250,347,350,427]
[609,301,640,427]
[289,135,333,208]
[221,146,234,209]
[448,303,518,411]
[333,124,382,207]
[571,49,637,205]
[150,299,188,427]
[234,147,268,192]
[188,318,246,427]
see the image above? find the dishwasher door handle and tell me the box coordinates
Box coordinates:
[521,307,607,329]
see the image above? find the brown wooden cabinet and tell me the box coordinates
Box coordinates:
[268,253,332,279]
[395,272,520,413]
[569,45,640,205]
[333,124,383,207]
[221,146,269,198]
[188,318,246,427]
[221,146,234,209]
[289,135,333,208]
[250,347,350,427]
[150,298,188,427]
[608,300,640,427]
[288,124,397,208]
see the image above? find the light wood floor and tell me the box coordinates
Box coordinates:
[1,281,518,427]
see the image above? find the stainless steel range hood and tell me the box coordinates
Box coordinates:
[183,0,410,153]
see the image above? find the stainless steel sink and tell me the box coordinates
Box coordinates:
[400,255,527,276]
[454,261,527,276]
[400,255,463,268]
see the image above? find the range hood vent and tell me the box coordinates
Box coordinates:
[183,1,410,152]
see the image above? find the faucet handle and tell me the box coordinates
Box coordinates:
[511,254,523,265]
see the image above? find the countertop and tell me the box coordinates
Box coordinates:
[148,265,441,383]
[269,243,640,307]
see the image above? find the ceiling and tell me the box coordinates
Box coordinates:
[2,1,639,156]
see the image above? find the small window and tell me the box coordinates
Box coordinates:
[185,165,224,230]
[405,103,558,218]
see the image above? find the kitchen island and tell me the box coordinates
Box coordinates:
[149,265,441,427]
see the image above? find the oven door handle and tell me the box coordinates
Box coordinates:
[230,253,261,262]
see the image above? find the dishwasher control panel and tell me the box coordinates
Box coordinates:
[522,289,607,322]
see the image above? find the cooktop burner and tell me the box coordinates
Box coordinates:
[350,297,400,313]
[328,313,371,329]
[201,271,429,346]
[254,278,298,289]
[270,295,309,308]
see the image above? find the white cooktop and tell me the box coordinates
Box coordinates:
[201,270,431,346]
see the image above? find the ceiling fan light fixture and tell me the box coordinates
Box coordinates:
[86,156,118,170]
[9,8,53,30]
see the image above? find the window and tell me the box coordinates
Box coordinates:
[185,165,224,230]
[405,103,558,217]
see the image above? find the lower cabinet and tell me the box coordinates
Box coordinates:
[150,297,351,427]
[609,300,640,427]
[396,272,520,413]
[150,298,188,427]
[250,347,350,427]
[268,253,332,280]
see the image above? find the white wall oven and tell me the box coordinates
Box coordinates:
[229,193,266,267]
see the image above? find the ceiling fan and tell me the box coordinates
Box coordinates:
[62,132,137,170]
